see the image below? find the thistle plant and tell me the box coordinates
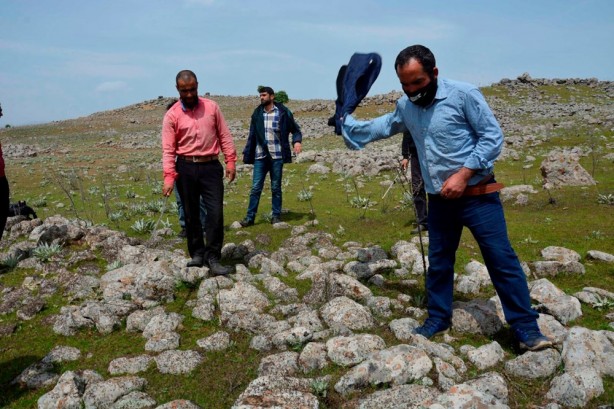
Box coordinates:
[131,218,156,234]
[32,243,63,262]
[1,254,22,271]
[310,378,328,398]
[592,295,614,311]
[597,193,614,205]
[298,184,316,218]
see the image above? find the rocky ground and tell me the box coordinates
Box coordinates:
[1,74,613,408]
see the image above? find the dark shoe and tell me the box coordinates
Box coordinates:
[186,256,203,268]
[207,257,234,276]
[271,216,281,224]
[239,218,254,227]
[514,325,553,351]
[412,318,450,339]
[178,228,187,238]
[411,224,428,234]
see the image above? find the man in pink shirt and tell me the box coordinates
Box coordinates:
[162,70,237,275]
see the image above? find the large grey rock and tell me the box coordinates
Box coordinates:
[541,246,581,263]
[586,250,614,263]
[232,375,327,409]
[466,341,505,370]
[561,327,614,376]
[529,279,582,324]
[326,334,386,366]
[100,261,178,307]
[530,260,586,277]
[334,345,432,396]
[388,317,421,341]
[464,372,509,405]
[112,391,156,409]
[455,260,491,295]
[546,368,604,408]
[154,350,202,374]
[37,371,87,409]
[82,376,147,409]
[125,307,165,333]
[504,348,562,378]
[11,361,59,390]
[298,342,328,373]
[218,282,270,318]
[357,384,438,409]
[422,383,509,408]
[320,296,374,331]
[196,331,231,351]
[327,273,372,303]
[452,299,504,335]
[257,351,299,377]
[108,355,154,375]
[42,346,82,364]
[540,150,596,188]
[573,287,614,307]
[155,401,201,409]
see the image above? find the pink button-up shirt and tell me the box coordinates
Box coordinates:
[162,97,237,185]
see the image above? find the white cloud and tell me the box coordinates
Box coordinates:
[95,81,127,92]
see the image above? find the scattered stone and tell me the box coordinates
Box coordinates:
[154,350,202,374]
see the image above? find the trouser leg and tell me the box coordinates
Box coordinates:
[463,193,538,328]
[426,195,463,322]
[246,159,269,221]
[176,161,205,258]
[0,177,9,242]
[198,160,225,260]
[270,159,284,218]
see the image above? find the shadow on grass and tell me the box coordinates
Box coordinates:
[0,355,42,407]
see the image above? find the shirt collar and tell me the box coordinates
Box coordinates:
[180,98,200,112]
[434,77,448,101]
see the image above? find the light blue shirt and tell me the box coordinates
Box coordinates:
[342,78,502,194]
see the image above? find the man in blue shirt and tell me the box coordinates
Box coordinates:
[342,45,551,351]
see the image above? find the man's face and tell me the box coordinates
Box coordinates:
[260,92,274,106]
[396,58,438,95]
[176,78,199,109]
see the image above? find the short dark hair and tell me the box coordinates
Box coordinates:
[394,45,436,76]
[258,86,274,95]
[176,70,198,84]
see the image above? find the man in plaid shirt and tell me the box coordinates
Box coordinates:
[240,87,302,226]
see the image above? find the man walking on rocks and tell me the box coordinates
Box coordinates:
[240,86,302,226]
[341,45,552,351]
[162,70,237,275]
[401,130,427,234]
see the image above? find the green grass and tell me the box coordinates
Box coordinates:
[1,83,613,408]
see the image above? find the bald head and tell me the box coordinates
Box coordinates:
[176,70,198,85]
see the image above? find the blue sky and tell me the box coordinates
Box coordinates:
[1,0,612,126]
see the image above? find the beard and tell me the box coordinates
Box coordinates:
[406,76,438,107]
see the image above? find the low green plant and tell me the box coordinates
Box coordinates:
[32,243,62,262]
[592,295,614,311]
[310,378,328,398]
[597,193,614,205]
[131,218,156,234]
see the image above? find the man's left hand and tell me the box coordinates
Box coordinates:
[226,167,236,183]
[441,167,475,199]
[294,142,302,155]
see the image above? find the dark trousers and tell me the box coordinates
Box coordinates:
[409,148,427,226]
[0,177,8,241]
[426,191,538,329]
[175,160,224,260]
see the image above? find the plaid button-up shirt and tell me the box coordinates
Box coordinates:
[256,105,281,160]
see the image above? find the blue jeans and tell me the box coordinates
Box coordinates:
[246,157,283,221]
[175,183,206,229]
[426,191,538,330]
